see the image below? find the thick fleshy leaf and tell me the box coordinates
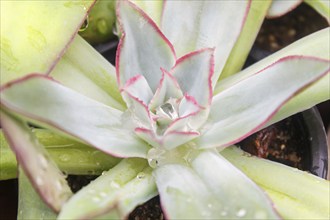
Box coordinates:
[172,48,214,107]
[0,75,150,158]
[123,92,153,130]
[0,0,95,85]
[162,1,250,84]
[305,0,330,23]
[18,170,57,220]
[215,28,330,94]
[191,150,280,219]
[51,36,125,110]
[0,129,121,180]
[267,0,302,18]
[149,69,183,110]
[121,75,154,106]
[222,146,330,219]
[154,150,279,219]
[214,29,330,127]
[197,56,330,149]
[0,111,72,212]
[58,159,157,219]
[116,0,176,91]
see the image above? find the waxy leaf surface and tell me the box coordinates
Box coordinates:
[58,159,156,219]
[0,0,95,85]
[154,150,279,219]
[51,36,124,110]
[0,75,149,158]
[0,111,72,212]
[198,56,329,149]
[161,0,250,85]
[116,0,176,91]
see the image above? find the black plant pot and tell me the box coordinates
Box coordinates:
[302,107,328,178]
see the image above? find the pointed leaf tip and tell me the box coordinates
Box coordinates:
[116,0,176,91]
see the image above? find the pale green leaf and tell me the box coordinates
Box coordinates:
[0,111,72,212]
[172,48,214,107]
[0,75,150,158]
[117,0,176,91]
[50,36,125,110]
[220,0,272,80]
[161,0,250,86]
[0,129,120,180]
[215,28,330,127]
[267,0,302,18]
[154,150,279,219]
[58,159,156,219]
[198,56,329,149]
[222,146,330,219]
[0,0,95,85]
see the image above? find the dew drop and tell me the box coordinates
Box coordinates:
[55,180,63,191]
[79,16,89,32]
[236,208,247,217]
[92,196,101,202]
[35,176,44,186]
[112,25,118,36]
[148,158,158,168]
[95,162,101,166]
[99,192,107,198]
[220,210,227,216]
[136,172,145,179]
[38,154,48,170]
[59,154,71,162]
[88,189,96,194]
[110,181,120,189]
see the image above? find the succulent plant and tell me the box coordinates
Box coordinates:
[0,0,329,219]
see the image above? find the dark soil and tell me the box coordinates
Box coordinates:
[239,115,310,171]
[252,3,328,56]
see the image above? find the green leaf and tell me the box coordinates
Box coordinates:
[222,146,330,219]
[0,130,17,180]
[117,0,176,91]
[215,28,330,127]
[0,129,120,180]
[0,0,95,85]
[0,111,72,212]
[198,56,329,149]
[161,1,250,86]
[58,159,156,219]
[215,28,330,94]
[50,35,125,110]
[154,150,279,219]
[0,75,150,158]
[219,0,272,80]
[18,169,57,220]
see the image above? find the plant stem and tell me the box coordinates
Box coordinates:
[0,129,120,180]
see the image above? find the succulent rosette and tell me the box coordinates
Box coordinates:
[0,0,329,219]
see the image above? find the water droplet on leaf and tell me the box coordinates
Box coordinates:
[236,208,247,217]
